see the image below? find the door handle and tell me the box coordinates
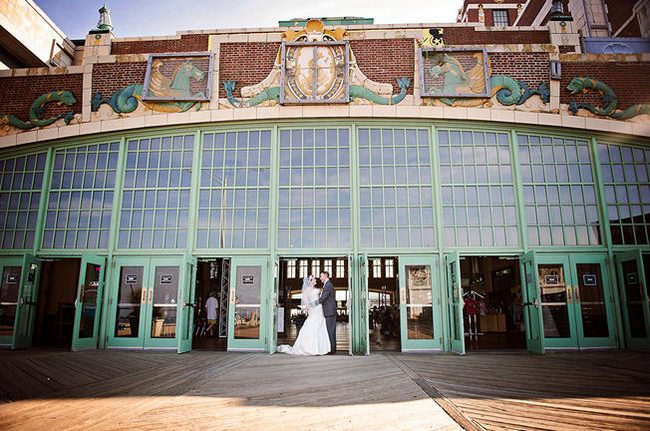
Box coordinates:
[567,285,572,304]
[148,288,153,304]
[574,285,580,303]
[141,288,147,304]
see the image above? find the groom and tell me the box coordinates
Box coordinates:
[319,271,337,354]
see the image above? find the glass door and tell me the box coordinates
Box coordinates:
[12,254,41,349]
[358,254,369,355]
[616,250,650,350]
[108,256,183,349]
[520,251,544,354]
[536,254,578,349]
[534,253,616,350]
[177,256,196,353]
[71,254,106,351]
[347,254,353,355]
[571,254,616,348]
[108,257,147,348]
[0,258,23,346]
[227,256,267,351]
[445,252,464,355]
[268,255,279,354]
[399,256,438,351]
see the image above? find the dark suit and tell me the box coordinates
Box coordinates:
[319,279,337,353]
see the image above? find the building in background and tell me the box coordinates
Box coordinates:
[458,0,650,53]
[0,2,648,356]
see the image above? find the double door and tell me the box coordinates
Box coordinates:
[356,255,440,354]
[108,256,194,351]
[522,252,616,351]
[0,254,107,351]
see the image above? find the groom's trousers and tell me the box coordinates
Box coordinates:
[325,315,336,353]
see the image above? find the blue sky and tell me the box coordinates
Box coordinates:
[34,0,464,39]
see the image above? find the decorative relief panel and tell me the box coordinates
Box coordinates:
[280,41,349,104]
[419,48,491,98]
[142,52,213,101]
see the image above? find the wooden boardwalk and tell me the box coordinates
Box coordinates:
[0,349,648,430]
[0,350,460,431]
[392,351,650,431]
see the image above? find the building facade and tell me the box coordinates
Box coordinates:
[0,4,649,355]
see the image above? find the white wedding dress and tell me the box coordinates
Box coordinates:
[277,286,331,355]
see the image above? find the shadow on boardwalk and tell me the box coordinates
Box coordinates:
[0,349,648,430]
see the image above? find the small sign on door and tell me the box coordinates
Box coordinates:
[242,275,254,284]
[626,272,638,285]
[125,274,138,284]
[545,274,559,285]
[6,273,18,284]
[160,274,173,284]
[583,274,597,286]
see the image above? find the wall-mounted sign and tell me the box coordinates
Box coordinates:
[418,47,491,98]
[583,274,598,287]
[125,274,138,284]
[544,274,559,285]
[626,272,639,285]
[160,274,173,284]
[242,275,254,284]
[142,52,214,102]
[6,273,18,284]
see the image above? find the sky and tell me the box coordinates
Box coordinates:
[34,0,464,39]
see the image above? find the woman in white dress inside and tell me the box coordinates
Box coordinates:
[277,275,331,355]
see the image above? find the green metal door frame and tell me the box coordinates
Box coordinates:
[520,250,545,353]
[71,254,106,351]
[357,253,369,355]
[0,256,25,346]
[615,249,650,351]
[107,256,149,348]
[12,253,41,349]
[570,253,617,349]
[347,254,353,355]
[177,255,196,353]
[398,255,441,352]
[227,255,268,351]
[535,253,579,349]
[534,252,616,350]
[445,252,465,355]
[267,254,279,354]
[107,256,185,349]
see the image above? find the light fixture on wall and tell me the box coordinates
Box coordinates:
[550,60,562,80]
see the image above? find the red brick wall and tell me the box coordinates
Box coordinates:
[111,34,210,55]
[561,62,650,109]
[0,74,83,121]
[439,27,550,44]
[350,39,414,95]
[218,42,280,99]
[489,52,550,88]
[92,62,147,98]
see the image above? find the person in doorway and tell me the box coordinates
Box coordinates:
[318,271,337,354]
[205,291,219,337]
[277,275,331,355]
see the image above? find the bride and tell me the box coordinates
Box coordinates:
[277,275,331,355]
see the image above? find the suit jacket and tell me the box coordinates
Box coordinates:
[319,280,337,317]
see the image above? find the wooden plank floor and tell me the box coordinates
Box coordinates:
[393,351,650,431]
[0,350,460,431]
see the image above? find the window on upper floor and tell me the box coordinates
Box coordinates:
[493,10,509,27]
